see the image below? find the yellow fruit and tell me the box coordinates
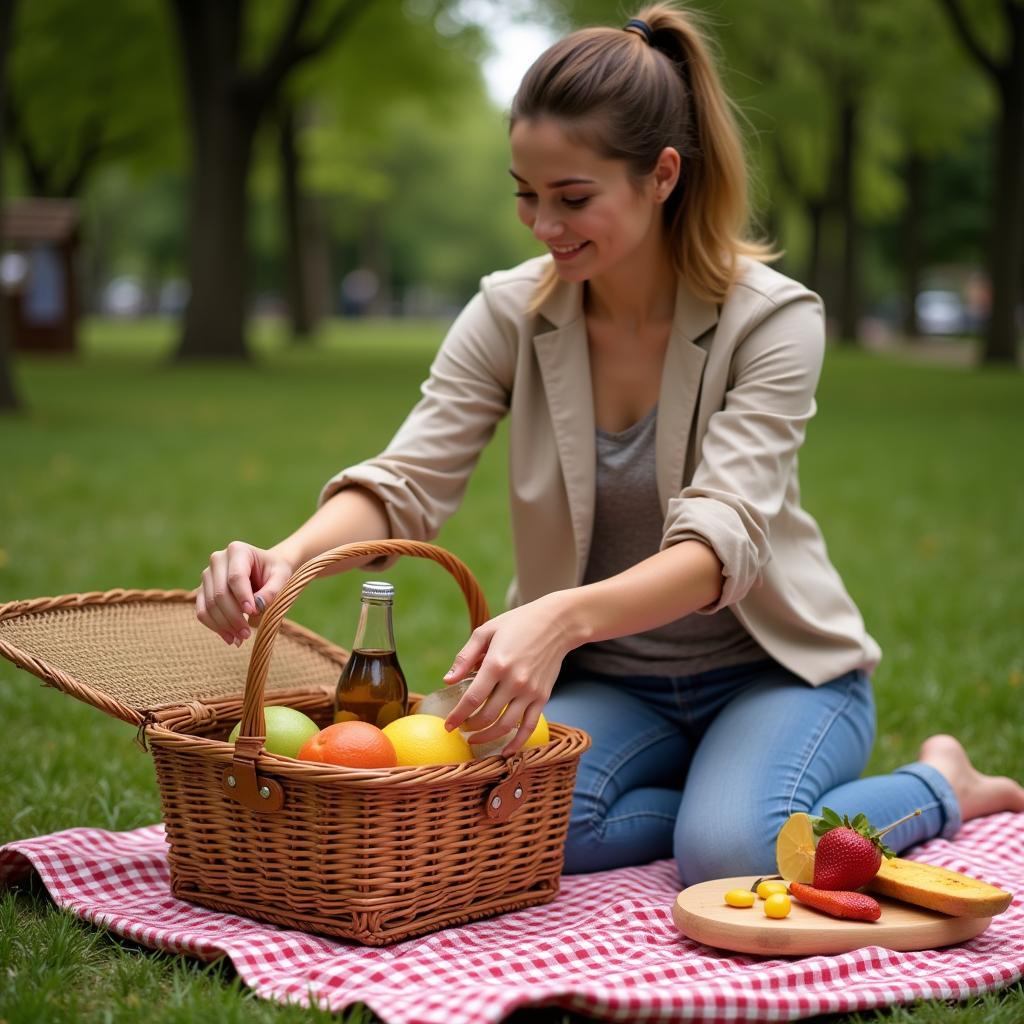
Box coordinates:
[867,857,1013,917]
[756,880,790,900]
[382,714,473,766]
[524,713,550,748]
[724,889,756,908]
[776,812,817,883]
[764,893,792,919]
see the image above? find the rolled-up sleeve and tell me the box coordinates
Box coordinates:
[318,283,515,545]
[661,291,825,611]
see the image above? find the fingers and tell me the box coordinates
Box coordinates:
[225,540,259,620]
[195,546,253,646]
[443,625,492,685]
[500,701,543,756]
[249,558,295,628]
[195,589,235,646]
[465,694,531,746]
[444,666,498,733]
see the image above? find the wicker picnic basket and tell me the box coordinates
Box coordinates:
[0,540,590,945]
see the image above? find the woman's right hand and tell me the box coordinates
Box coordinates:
[195,541,297,646]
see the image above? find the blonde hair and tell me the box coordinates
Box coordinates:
[509,2,776,311]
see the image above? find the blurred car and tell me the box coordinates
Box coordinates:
[101,276,146,318]
[158,279,189,315]
[915,290,967,336]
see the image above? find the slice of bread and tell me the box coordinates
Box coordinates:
[867,857,1012,917]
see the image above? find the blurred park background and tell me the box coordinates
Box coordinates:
[1,3,1023,1022]
[0,0,1023,385]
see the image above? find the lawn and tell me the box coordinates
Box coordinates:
[1,317,1021,1023]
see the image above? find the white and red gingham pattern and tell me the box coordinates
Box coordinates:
[2,813,1022,1024]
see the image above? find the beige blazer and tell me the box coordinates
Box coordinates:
[320,254,881,685]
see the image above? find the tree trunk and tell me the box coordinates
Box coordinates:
[984,48,1024,364]
[172,0,257,361]
[0,0,23,412]
[361,206,391,314]
[935,0,1023,366]
[169,0,372,358]
[805,199,826,297]
[305,194,333,325]
[902,150,925,340]
[836,95,860,344]
[279,101,314,340]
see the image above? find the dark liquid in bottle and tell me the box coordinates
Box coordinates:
[334,649,408,728]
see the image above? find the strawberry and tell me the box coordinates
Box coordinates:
[789,882,882,922]
[811,807,921,890]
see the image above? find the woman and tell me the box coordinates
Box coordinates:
[197,3,1024,884]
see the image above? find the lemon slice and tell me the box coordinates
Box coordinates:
[776,812,816,883]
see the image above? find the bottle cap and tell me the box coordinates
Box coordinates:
[361,581,395,601]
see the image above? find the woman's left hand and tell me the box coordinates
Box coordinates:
[442,591,579,755]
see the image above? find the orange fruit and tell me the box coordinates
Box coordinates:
[298,721,397,768]
[776,811,817,883]
[382,714,473,766]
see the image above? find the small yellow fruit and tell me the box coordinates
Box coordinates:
[776,811,817,883]
[764,893,792,919]
[724,889,756,908]
[756,880,790,900]
[382,714,473,766]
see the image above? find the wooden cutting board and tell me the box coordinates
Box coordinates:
[673,876,992,956]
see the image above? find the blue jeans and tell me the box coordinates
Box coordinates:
[546,659,961,886]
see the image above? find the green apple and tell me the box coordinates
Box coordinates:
[228,705,320,759]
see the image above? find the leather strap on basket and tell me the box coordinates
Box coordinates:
[484,753,530,823]
[224,541,490,812]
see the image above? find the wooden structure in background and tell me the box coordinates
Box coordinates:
[1,198,80,353]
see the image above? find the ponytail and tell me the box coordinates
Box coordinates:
[510,2,775,312]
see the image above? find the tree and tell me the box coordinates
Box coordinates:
[863,0,991,339]
[168,0,375,361]
[543,0,873,338]
[6,0,180,199]
[0,0,22,413]
[268,1,488,337]
[935,0,1023,364]
[312,90,539,307]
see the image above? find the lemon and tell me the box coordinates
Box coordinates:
[462,711,551,756]
[776,811,817,883]
[524,713,550,748]
[382,714,473,766]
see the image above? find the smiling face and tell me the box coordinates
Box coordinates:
[508,117,678,283]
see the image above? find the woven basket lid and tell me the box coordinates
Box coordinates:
[0,590,345,726]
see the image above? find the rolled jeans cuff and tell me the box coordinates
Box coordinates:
[895,762,962,839]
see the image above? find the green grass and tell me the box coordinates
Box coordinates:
[1,317,1022,1023]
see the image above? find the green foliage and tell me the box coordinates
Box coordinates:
[552,0,1003,302]
[7,0,182,194]
[243,1,534,306]
[6,0,1008,320]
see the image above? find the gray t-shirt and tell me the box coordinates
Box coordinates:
[571,405,767,677]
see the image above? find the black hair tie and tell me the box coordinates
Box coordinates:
[623,18,654,45]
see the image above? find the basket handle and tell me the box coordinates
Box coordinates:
[224,541,491,809]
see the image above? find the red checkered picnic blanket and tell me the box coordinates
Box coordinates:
[2,813,1022,1023]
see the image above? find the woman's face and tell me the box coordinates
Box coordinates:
[508,117,677,282]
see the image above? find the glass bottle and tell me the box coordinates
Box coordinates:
[333,581,409,728]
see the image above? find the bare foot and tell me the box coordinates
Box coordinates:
[918,734,1024,821]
